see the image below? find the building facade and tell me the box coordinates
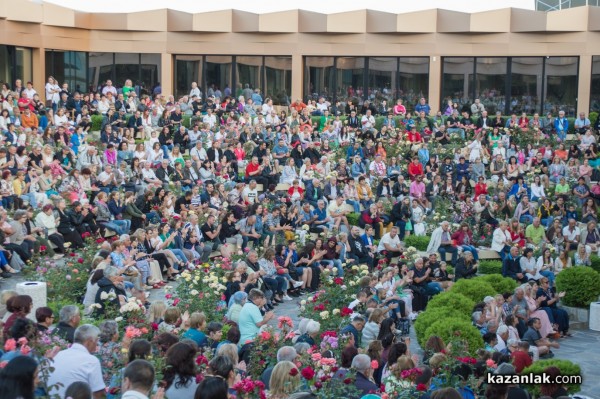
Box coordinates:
[2,0,600,115]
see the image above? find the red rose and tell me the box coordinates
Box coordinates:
[289,368,299,377]
[334,277,343,285]
[416,383,427,392]
[343,378,352,385]
[314,381,323,389]
[151,323,159,331]
[39,245,47,252]
[69,253,76,257]
[301,366,315,380]
[77,258,84,264]
[96,238,105,244]
[341,307,353,317]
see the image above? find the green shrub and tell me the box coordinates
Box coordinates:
[414,307,469,345]
[478,260,502,275]
[475,274,517,294]
[347,212,360,226]
[426,292,475,315]
[521,359,582,397]
[91,114,104,131]
[590,254,600,274]
[424,319,484,356]
[404,235,431,251]
[555,266,600,308]
[183,115,191,128]
[590,112,598,129]
[451,279,496,303]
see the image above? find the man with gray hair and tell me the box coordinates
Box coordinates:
[52,304,81,343]
[47,324,106,399]
[122,359,156,399]
[260,346,298,388]
[351,353,378,397]
[495,324,509,353]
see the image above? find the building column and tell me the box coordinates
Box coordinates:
[161,53,173,97]
[291,54,303,102]
[428,56,441,114]
[32,48,45,97]
[578,55,592,113]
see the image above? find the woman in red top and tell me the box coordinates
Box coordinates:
[2,295,32,340]
[508,219,526,248]
[474,176,488,200]
[408,157,424,181]
[518,112,529,132]
[451,223,479,261]
[287,180,304,204]
[406,126,423,143]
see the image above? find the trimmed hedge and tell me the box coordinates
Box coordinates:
[475,274,517,295]
[521,359,582,397]
[590,254,600,274]
[91,114,103,131]
[478,260,502,275]
[424,319,484,356]
[404,235,431,251]
[347,212,360,227]
[555,266,600,308]
[414,307,469,346]
[451,279,496,303]
[426,292,475,315]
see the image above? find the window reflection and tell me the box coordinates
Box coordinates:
[368,57,396,104]
[591,56,600,113]
[88,52,114,92]
[265,56,291,106]
[545,57,578,117]
[399,57,429,111]
[304,56,335,101]
[442,57,474,111]
[336,57,365,103]
[511,57,542,115]
[205,56,232,100]
[475,58,506,115]
[174,55,202,99]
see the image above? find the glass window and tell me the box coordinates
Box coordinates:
[336,57,365,103]
[88,52,114,92]
[205,56,232,99]
[265,56,292,106]
[304,56,334,102]
[475,58,506,115]
[0,46,10,86]
[367,57,396,105]
[442,57,474,112]
[399,57,430,112]
[174,55,202,99]
[141,54,161,95]
[15,47,32,88]
[236,56,262,97]
[115,53,140,89]
[510,57,543,115]
[545,56,578,117]
[591,56,600,113]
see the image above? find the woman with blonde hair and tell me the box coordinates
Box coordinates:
[269,361,300,399]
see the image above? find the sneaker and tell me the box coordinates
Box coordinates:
[1,272,11,278]
[282,295,293,301]
[292,281,304,288]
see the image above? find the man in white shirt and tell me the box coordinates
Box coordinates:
[190,141,208,162]
[121,359,158,399]
[562,218,581,251]
[328,196,350,232]
[189,82,201,99]
[243,180,259,204]
[24,81,37,100]
[101,79,118,96]
[141,161,162,187]
[202,108,217,129]
[316,97,329,115]
[361,109,375,133]
[377,226,403,261]
[47,324,106,399]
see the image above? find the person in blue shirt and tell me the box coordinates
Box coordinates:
[340,316,366,348]
[312,200,331,232]
[182,312,208,347]
[272,139,289,164]
[346,142,364,163]
[554,110,569,142]
[414,97,431,116]
[251,89,263,106]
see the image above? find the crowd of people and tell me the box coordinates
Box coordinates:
[0,75,593,399]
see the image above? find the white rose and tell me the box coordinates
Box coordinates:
[308,296,314,302]
[332,309,340,315]
[301,300,307,305]
[114,316,123,322]
[190,290,199,296]
[100,292,109,300]
[320,311,329,319]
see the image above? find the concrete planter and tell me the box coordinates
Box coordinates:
[561,304,589,329]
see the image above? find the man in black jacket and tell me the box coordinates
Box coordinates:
[502,246,526,283]
[155,159,174,187]
[53,304,81,343]
[207,140,224,163]
[348,226,374,270]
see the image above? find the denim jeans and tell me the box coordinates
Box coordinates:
[425,282,443,296]
[438,245,458,265]
[540,269,555,287]
[519,215,534,224]
[104,219,131,235]
[320,259,344,277]
[540,217,554,228]
[346,199,360,213]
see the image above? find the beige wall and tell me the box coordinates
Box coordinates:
[1,1,600,111]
